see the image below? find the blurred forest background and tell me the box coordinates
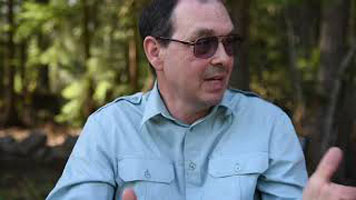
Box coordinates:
[0,0,356,199]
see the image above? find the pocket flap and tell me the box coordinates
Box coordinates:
[118,158,174,183]
[208,152,268,178]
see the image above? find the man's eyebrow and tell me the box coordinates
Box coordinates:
[189,29,215,40]
[189,27,237,40]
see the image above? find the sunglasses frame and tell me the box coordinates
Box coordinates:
[156,34,243,59]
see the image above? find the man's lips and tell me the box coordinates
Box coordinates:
[204,74,227,91]
[204,74,225,81]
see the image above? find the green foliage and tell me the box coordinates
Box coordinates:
[1,0,356,196]
[1,0,352,128]
[15,1,75,41]
[298,48,320,82]
[247,0,325,112]
[0,0,152,127]
[55,80,83,126]
[44,0,145,126]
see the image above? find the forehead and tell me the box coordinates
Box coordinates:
[172,0,234,38]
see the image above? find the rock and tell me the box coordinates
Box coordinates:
[18,131,47,155]
[63,136,78,150]
[1,130,79,165]
[0,136,20,155]
[46,136,78,161]
[32,146,50,161]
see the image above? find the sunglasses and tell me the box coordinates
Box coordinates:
[156,34,242,59]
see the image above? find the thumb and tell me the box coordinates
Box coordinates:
[313,147,343,182]
[122,188,137,200]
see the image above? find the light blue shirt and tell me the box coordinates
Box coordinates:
[47,84,307,200]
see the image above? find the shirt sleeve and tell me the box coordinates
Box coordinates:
[46,115,117,200]
[257,112,308,200]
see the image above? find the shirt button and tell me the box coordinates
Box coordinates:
[144,169,151,179]
[188,161,196,171]
[234,163,241,172]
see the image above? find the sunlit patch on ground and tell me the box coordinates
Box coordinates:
[0,124,81,200]
[0,123,80,146]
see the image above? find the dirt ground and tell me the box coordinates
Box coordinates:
[0,165,63,200]
[0,124,78,200]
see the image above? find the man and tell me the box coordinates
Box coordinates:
[47,0,356,199]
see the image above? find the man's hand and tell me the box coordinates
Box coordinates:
[303,147,356,200]
[121,147,356,200]
[122,188,137,200]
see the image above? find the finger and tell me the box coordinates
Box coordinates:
[313,147,343,182]
[319,186,337,200]
[330,183,356,199]
[122,188,137,200]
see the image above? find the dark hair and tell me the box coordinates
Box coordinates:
[138,0,229,75]
[139,0,178,47]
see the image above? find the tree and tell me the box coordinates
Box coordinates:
[308,0,354,173]
[127,0,140,92]
[81,0,96,118]
[228,0,251,90]
[2,0,20,127]
[0,1,5,102]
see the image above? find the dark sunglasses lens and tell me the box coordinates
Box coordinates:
[194,37,218,58]
[223,36,241,56]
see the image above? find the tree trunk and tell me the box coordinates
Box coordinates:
[36,34,51,93]
[346,0,356,184]
[128,33,139,92]
[283,0,321,136]
[299,0,320,55]
[127,1,140,92]
[335,80,356,184]
[19,42,34,126]
[0,55,3,102]
[2,0,19,127]
[285,11,305,133]
[334,0,356,182]
[308,0,352,172]
[228,0,251,90]
[38,65,50,92]
[0,11,4,99]
[82,0,91,62]
[81,0,96,118]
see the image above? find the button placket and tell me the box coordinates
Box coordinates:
[234,163,241,173]
[144,169,151,179]
[184,127,202,186]
[188,161,196,171]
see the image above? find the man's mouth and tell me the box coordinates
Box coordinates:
[203,74,227,92]
[205,75,225,81]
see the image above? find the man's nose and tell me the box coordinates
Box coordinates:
[210,42,232,66]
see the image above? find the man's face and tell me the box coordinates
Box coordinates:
[159,0,235,109]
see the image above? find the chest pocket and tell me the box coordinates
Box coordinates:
[118,158,175,200]
[203,152,268,200]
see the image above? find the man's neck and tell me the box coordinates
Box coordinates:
[166,100,211,124]
[157,85,211,125]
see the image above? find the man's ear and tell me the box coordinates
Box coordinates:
[143,36,164,71]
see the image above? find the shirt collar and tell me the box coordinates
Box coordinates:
[141,81,173,126]
[141,82,235,126]
[219,88,236,116]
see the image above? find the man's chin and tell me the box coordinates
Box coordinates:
[203,93,225,107]
[203,79,226,92]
